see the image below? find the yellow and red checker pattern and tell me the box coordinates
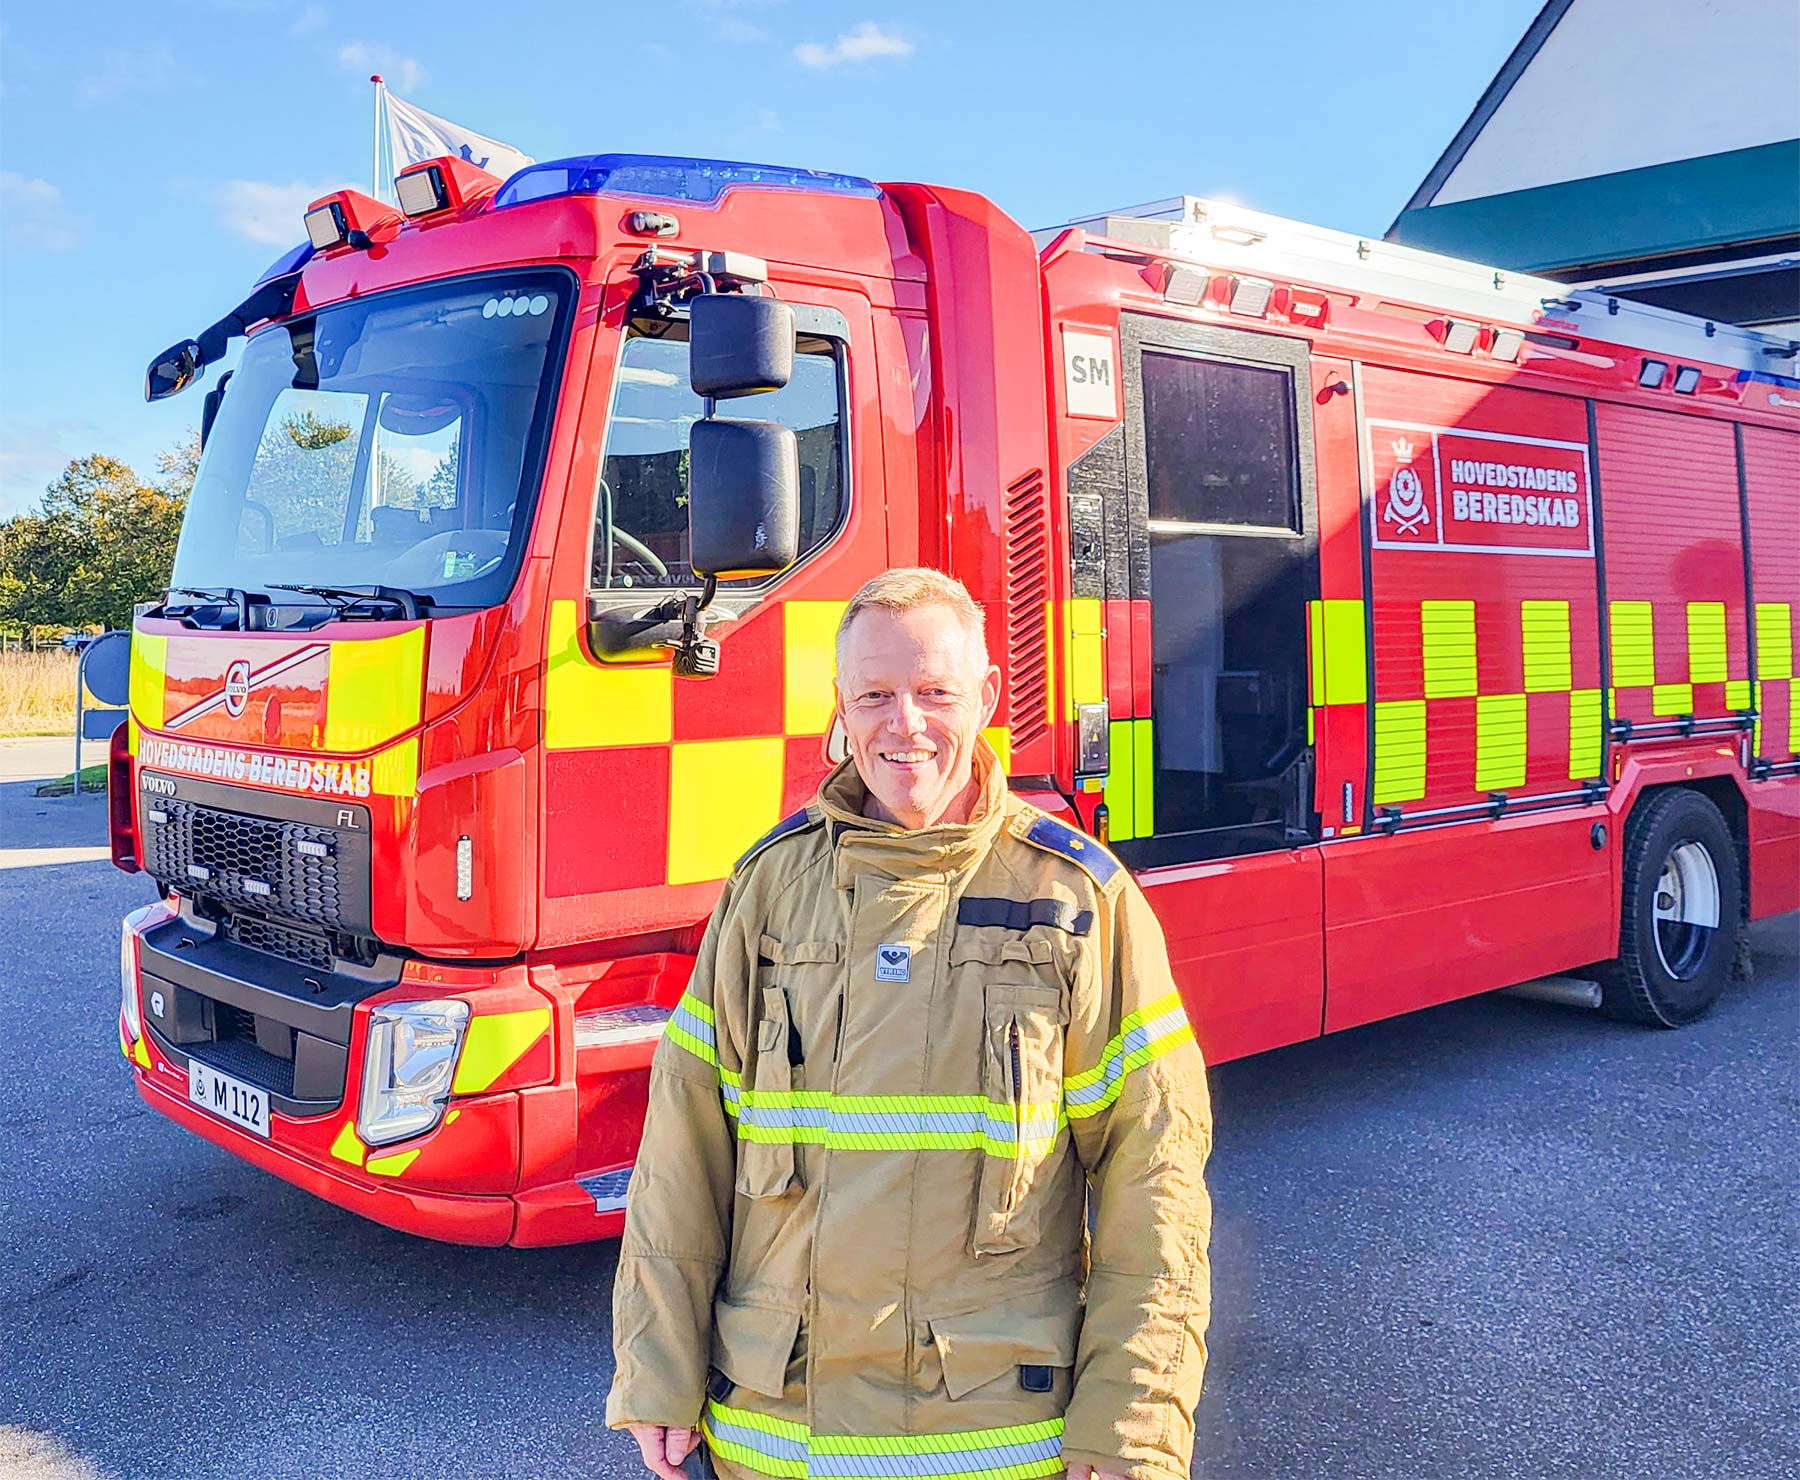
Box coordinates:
[540,597,1021,897]
[1595,403,1755,734]
[1362,370,1604,811]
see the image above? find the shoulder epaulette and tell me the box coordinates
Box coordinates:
[1021,812,1121,887]
[734,807,823,875]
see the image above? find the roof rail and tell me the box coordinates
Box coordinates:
[1039,195,1798,376]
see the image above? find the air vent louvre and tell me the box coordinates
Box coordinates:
[1004,468,1051,750]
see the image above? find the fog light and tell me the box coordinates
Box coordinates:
[1490,328,1524,362]
[359,999,470,1146]
[1443,319,1479,354]
[304,201,348,250]
[396,164,449,218]
[1227,276,1273,316]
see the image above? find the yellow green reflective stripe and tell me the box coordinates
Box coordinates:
[1309,598,1368,705]
[1568,689,1603,780]
[666,991,717,1067]
[704,1400,1064,1478]
[1686,602,1728,685]
[1421,600,1477,698]
[1102,716,1154,843]
[1652,682,1694,715]
[719,1084,1067,1156]
[1474,693,1527,792]
[1063,990,1194,1119]
[1756,602,1793,681]
[1520,600,1572,692]
[1609,601,1656,687]
[1372,699,1427,804]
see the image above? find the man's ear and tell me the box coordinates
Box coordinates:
[979,663,1002,728]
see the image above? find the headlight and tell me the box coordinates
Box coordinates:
[119,900,176,1047]
[119,917,142,1043]
[358,998,470,1146]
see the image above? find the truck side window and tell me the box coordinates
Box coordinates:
[591,326,847,589]
[1139,348,1311,857]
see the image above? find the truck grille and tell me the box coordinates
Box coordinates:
[145,797,348,932]
[222,911,334,972]
[192,1034,298,1100]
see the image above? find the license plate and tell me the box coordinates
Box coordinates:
[188,1059,271,1138]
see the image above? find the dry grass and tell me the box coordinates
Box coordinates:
[0,649,81,737]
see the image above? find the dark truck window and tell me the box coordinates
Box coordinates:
[1144,352,1300,532]
[1140,348,1310,858]
[591,327,846,589]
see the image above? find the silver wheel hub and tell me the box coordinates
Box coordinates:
[1651,840,1720,980]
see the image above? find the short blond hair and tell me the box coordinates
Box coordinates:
[835,567,989,676]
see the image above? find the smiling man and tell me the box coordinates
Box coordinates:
[607,568,1213,1480]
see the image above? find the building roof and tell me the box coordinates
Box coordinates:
[1388,0,1800,283]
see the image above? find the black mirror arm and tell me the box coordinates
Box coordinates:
[196,269,305,363]
[588,575,722,675]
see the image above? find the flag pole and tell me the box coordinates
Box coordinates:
[371,74,386,200]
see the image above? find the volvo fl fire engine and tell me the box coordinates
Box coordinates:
[116,150,1800,1246]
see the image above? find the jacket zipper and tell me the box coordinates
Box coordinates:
[1007,1017,1024,1209]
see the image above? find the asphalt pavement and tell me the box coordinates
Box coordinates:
[2,736,1795,1480]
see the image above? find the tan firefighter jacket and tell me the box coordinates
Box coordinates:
[606,741,1213,1480]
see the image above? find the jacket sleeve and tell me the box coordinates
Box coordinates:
[604,875,748,1431]
[1060,874,1213,1480]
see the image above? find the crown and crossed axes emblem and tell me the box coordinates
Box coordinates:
[1384,435,1431,534]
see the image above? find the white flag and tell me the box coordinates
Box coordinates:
[383,91,534,183]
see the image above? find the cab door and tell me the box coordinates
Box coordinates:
[1108,315,1327,1063]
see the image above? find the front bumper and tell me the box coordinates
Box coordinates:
[136,1064,517,1244]
[122,901,675,1246]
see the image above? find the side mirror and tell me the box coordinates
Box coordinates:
[146,340,204,402]
[687,419,799,580]
[689,294,794,398]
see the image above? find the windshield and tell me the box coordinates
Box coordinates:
[171,269,575,611]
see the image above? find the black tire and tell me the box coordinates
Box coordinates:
[1598,788,1742,1027]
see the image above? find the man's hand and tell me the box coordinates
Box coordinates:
[625,1423,700,1480]
[1064,1466,1130,1480]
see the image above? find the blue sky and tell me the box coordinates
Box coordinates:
[0,0,1542,515]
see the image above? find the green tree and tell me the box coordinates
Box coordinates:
[0,452,187,632]
[157,428,202,500]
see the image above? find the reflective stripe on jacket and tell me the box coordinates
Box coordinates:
[606,742,1213,1480]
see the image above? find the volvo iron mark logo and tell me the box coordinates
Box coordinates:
[223,659,252,718]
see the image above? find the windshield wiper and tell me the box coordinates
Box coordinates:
[268,583,430,621]
[160,585,255,629]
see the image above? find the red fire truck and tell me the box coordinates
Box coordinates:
[116,152,1799,1245]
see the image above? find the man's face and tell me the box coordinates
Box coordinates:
[835,603,1002,829]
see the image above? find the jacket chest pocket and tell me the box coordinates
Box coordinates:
[737,936,841,1201]
[737,984,800,1199]
[968,943,1069,1256]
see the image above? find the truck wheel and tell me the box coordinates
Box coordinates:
[1600,789,1742,1027]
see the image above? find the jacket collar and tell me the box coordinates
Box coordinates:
[817,736,1011,884]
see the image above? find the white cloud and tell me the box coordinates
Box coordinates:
[688,0,782,40]
[289,4,328,36]
[216,178,341,246]
[77,43,176,105]
[337,41,422,93]
[793,21,912,70]
[0,172,78,251]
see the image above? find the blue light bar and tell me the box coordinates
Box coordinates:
[255,241,315,284]
[492,153,880,210]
